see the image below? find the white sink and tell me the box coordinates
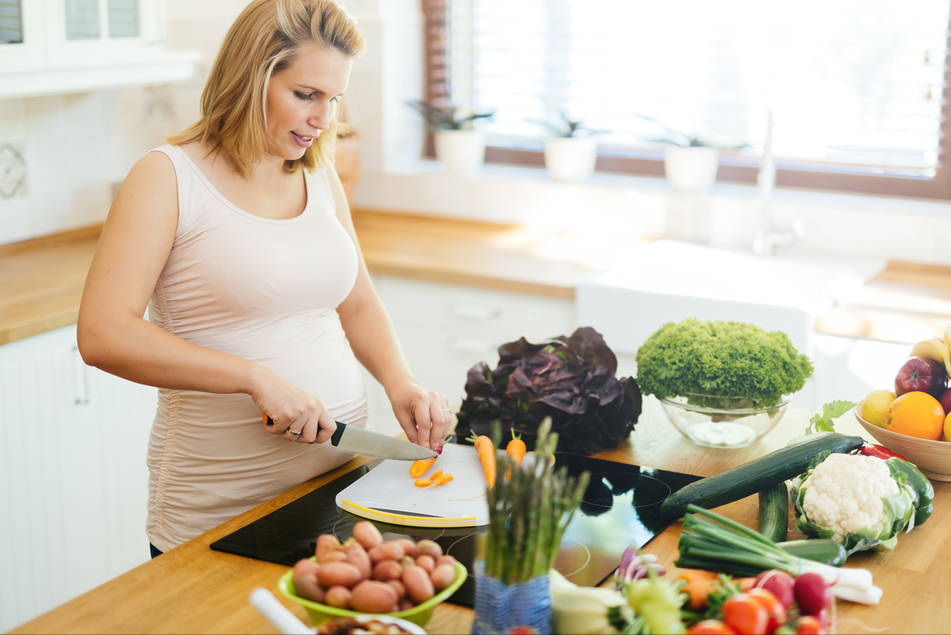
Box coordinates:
[575,240,884,359]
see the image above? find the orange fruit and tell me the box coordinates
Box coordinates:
[882,391,945,440]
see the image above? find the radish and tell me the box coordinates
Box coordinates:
[793,572,832,616]
[755,569,795,611]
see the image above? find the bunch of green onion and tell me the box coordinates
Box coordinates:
[676,504,881,605]
[483,418,590,584]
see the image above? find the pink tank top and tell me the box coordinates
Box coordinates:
[145,144,367,551]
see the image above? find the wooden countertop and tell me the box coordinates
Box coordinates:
[11,402,950,634]
[2,208,950,346]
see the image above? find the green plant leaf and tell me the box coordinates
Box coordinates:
[806,400,856,434]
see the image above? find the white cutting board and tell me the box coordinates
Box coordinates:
[335,443,489,527]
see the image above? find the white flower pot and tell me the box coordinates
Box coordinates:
[434,129,485,176]
[544,136,598,182]
[663,146,720,193]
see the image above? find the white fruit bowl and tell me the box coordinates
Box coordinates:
[854,402,951,481]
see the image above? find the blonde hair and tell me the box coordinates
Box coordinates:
[168,0,364,177]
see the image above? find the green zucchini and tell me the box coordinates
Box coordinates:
[777,539,847,566]
[660,433,864,521]
[757,481,789,542]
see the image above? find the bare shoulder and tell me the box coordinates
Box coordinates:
[112,149,179,221]
[127,149,177,193]
[101,149,180,250]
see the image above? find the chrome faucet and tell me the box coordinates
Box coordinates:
[752,111,802,257]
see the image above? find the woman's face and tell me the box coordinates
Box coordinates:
[265,42,352,161]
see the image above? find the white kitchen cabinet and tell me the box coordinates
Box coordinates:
[0,0,197,100]
[361,276,577,434]
[0,325,154,632]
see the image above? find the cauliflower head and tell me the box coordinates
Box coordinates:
[792,452,916,554]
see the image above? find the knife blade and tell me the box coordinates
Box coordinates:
[263,415,435,461]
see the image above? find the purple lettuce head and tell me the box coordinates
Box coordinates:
[455,327,642,455]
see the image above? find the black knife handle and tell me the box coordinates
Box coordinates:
[264,415,344,444]
[330,421,346,446]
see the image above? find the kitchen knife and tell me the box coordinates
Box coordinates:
[263,415,436,461]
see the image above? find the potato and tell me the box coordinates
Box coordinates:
[372,559,403,581]
[394,538,417,558]
[315,534,341,558]
[430,563,456,591]
[349,580,398,614]
[435,555,457,569]
[402,565,435,604]
[292,559,325,603]
[398,598,414,612]
[324,585,351,609]
[415,554,435,573]
[398,555,416,569]
[345,544,372,579]
[317,561,363,589]
[414,539,443,560]
[352,521,383,550]
[386,579,406,600]
[317,550,347,565]
[377,541,406,561]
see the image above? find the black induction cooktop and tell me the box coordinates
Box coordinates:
[211,452,700,607]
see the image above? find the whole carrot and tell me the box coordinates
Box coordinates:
[505,431,527,480]
[467,432,497,488]
[409,456,436,478]
[506,432,527,465]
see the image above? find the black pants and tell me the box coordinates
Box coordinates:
[150,543,163,559]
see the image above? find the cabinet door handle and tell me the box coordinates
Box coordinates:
[446,337,497,355]
[447,303,501,321]
[72,345,89,405]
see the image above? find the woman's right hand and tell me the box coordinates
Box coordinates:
[251,367,337,444]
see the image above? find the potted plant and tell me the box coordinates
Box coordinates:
[634,115,748,193]
[531,112,607,182]
[406,100,494,176]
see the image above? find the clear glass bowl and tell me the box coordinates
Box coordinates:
[659,393,791,448]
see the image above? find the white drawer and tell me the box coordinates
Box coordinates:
[374,275,576,343]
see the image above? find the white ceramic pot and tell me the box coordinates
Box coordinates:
[544,136,598,182]
[434,128,485,176]
[663,146,720,192]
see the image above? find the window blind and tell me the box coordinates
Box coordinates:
[65,0,100,40]
[442,0,950,179]
[108,0,139,38]
[0,0,22,44]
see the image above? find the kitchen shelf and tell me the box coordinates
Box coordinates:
[0,50,200,100]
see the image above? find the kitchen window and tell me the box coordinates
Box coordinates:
[423,0,951,199]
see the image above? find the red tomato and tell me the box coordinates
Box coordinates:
[722,594,769,635]
[687,619,738,634]
[795,615,826,635]
[746,587,787,632]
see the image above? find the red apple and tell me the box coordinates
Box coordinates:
[940,387,951,415]
[895,357,948,398]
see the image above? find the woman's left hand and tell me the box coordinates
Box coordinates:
[387,380,453,451]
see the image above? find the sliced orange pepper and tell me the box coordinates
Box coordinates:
[414,477,432,487]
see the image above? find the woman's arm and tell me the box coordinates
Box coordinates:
[76,152,336,443]
[328,165,452,450]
